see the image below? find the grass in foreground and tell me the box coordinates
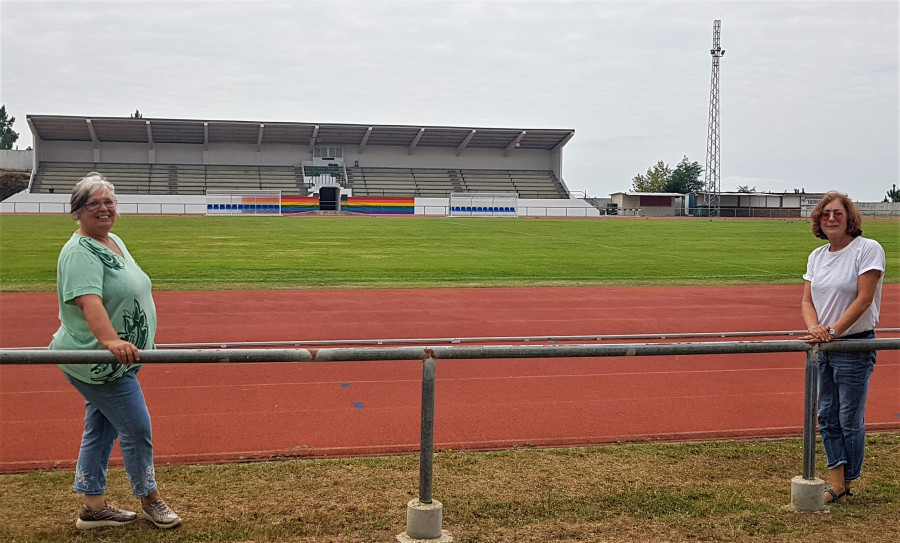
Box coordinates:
[2,435,899,542]
[1,215,898,291]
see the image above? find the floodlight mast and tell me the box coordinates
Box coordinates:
[704,19,725,216]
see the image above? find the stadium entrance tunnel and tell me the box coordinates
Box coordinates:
[319,186,339,211]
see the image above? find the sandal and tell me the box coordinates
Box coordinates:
[824,486,853,504]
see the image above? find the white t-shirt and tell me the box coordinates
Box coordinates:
[803,236,885,336]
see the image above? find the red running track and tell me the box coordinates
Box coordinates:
[1,285,898,473]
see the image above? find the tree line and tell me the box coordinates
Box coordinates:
[631,156,704,194]
[632,154,900,202]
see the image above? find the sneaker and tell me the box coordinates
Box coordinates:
[75,503,138,529]
[142,499,182,529]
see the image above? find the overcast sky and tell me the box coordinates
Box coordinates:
[2,0,897,201]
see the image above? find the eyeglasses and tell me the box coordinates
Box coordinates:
[820,210,845,220]
[84,198,117,211]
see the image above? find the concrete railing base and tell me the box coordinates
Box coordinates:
[397,499,452,542]
[788,475,827,512]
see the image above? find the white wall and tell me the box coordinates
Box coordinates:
[36,138,558,173]
[0,149,34,171]
[3,192,600,217]
[39,140,94,162]
[417,197,600,217]
[154,144,204,164]
[0,192,206,215]
[349,146,554,171]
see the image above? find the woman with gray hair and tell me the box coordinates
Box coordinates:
[50,172,181,530]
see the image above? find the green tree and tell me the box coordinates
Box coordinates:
[631,161,671,192]
[884,183,900,203]
[0,105,19,150]
[665,156,704,193]
[130,109,143,119]
[736,185,756,193]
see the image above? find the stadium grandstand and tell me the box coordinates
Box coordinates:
[2,115,605,216]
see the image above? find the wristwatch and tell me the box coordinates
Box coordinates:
[828,328,837,337]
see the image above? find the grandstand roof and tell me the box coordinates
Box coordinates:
[27,115,575,152]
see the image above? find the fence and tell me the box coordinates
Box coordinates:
[694,207,900,219]
[0,200,206,215]
[3,336,899,539]
[419,204,626,217]
[4,195,897,219]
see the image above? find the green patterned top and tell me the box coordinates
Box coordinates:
[50,232,156,384]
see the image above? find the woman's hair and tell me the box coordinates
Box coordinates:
[810,191,863,240]
[70,172,116,219]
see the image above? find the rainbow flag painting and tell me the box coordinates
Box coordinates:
[281,196,319,214]
[280,196,415,215]
[341,197,415,214]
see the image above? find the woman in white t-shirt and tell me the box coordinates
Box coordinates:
[801,191,885,505]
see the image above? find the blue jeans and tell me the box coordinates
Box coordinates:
[64,369,157,497]
[817,331,876,481]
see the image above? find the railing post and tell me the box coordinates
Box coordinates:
[399,354,451,542]
[802,345,819,480]
[789,345,825,512]
[419,354,435,504]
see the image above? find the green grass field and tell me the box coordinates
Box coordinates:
[1,215,897,291]
[2,214,899,541]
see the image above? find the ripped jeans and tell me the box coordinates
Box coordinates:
[64,369,157,497]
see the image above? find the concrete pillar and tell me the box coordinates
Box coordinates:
[789,475,826,512]
[397,499,452,542]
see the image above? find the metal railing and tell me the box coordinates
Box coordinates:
[3,336,899,532]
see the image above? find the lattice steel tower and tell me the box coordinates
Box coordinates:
[704,20,725,216]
